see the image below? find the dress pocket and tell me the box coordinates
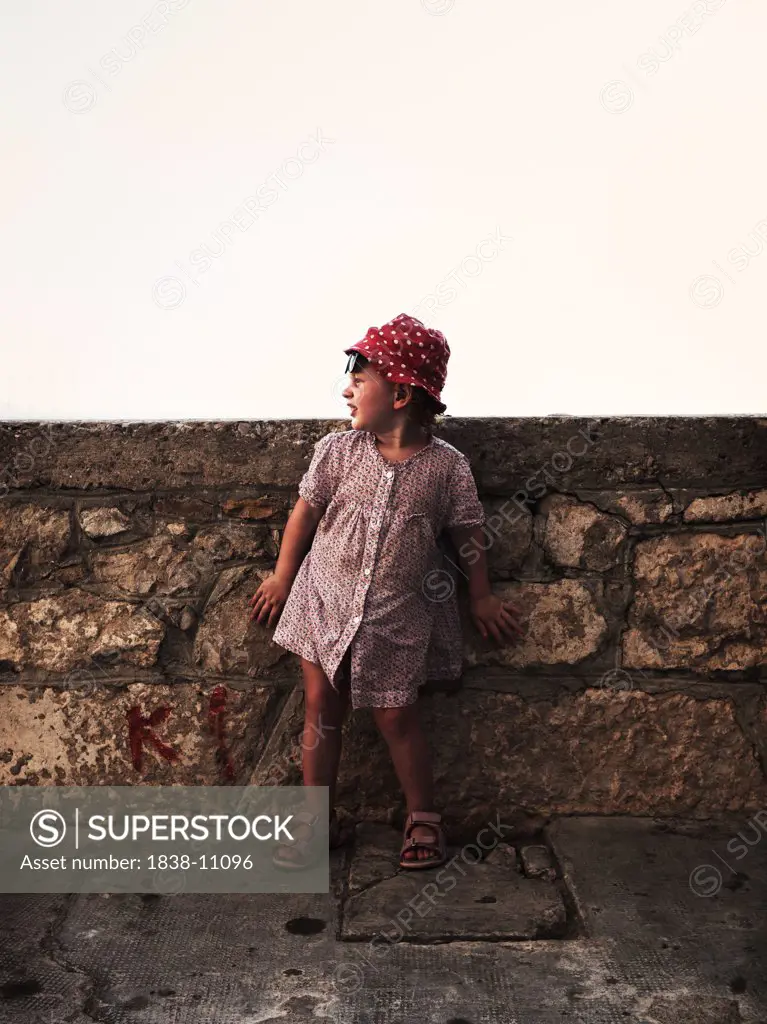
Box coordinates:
[399,511,435,540]
[385,511,438,585]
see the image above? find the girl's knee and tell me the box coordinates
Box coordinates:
[373,704,418,737]
[302,669,348,722]
[304,681,343,716]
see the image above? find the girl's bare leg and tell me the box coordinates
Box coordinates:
[280,650,351,862]
[372,703,437,862]
[301,650,351,808]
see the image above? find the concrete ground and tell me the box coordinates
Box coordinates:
[1,816,765,1024]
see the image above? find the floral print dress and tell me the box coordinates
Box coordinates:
[272,429,486,709]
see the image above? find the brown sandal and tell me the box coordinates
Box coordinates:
[273,809,344,871]
[399,811,447,870]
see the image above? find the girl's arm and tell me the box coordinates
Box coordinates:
[272,497,324,583]
[448,523,523,643]
[249,495,325,622]
[251,432,338,626]
[448,524,492,601]
[249,498,324,625]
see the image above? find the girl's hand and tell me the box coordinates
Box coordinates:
[248,573,293,627]
[470,594,525,644]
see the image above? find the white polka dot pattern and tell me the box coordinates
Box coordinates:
[272,429,486,708]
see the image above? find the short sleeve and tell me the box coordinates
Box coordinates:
[444,456,485,530]
[298,432,337,511]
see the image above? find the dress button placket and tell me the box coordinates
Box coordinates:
[343,465,394,681]
[364,467,392,602]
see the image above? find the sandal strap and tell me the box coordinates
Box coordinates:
[404,810,442,828]
[401,811,446,861]
[403,812,444,842]
[402,835,439,849]
[401,806,442,839]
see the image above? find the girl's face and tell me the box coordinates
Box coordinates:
[342,363,396,431]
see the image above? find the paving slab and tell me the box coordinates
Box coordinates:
[547,815,767,1021]
[341,824,567,942]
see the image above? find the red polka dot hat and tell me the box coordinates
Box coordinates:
[343,313,450,413]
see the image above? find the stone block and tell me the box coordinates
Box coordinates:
[341,823,566,941]
[622,531,767,671]
[0,681,279,784]
[193,566,285,676]
[683,488,767,523]
[472,497,534,577]
[465,579,609,668]
[222,495,293,522]
[0,503,71,591]
[76,497,156,545]
[0,608,24,666]
[90,534,191,598]
[542,495,627,570]
[519,844,556,881]
[3,590,164,673]
[581,488,674,525]
[79,506,132,538]
[191,522,271,564]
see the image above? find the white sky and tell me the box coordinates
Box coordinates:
[1,0,765,419]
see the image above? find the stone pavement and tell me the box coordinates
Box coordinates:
[1,816,765,1023]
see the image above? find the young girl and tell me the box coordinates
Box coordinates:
[249,313,522,870]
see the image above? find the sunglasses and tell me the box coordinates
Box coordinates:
[344,352,365,374]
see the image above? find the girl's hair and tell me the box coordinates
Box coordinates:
[349,353,444,432]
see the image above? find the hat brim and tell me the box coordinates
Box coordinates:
[343,344,446,413]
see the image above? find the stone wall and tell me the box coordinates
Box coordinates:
[1,418,766,835]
